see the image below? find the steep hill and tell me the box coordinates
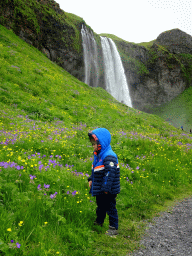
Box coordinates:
[1,0,192,114]
[1,24,192,256]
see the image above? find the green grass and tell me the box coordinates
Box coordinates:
[151,87,192,132]
[0,24,192,256]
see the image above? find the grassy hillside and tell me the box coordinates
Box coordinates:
[1,25,192,256]
[151,87,192,132]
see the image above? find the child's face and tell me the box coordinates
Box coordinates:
[91,140,98,152]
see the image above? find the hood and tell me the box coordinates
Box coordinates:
[90,128,111,154]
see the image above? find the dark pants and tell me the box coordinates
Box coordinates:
[96,193,118,230]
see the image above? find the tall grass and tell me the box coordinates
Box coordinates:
[0,25,192,255]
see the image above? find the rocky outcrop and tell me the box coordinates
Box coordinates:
[0,0,85,81]
[156,29,192,55]
[114,29,192,112]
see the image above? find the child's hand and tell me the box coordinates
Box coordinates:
[89,181,92,188]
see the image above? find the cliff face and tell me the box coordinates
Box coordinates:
[0,0,85,81]
[114,29,192,112]
[1,1,192,112]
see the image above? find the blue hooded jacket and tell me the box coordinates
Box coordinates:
[88,128,120,196]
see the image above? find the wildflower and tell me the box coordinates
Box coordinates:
[39,164,44,171]
[11,240,14,243]
[136,166,140,170]
[50,192,57,199]
[37,184,42,190]
[29,175,36,180]
[7,228,12,232]
[16,243,21,248]
[44,184,50,189]
[56,252,60,255]
[18,221,23,226]
[44,222,48,225]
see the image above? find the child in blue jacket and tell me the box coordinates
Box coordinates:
[88,128,120,236]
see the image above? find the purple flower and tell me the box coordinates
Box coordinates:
[67,191,70,194]
[39,164,44,171]
[30,175,36,180]
[11,240,14,243]
[37,184,41,190]
[16,243,21,248]
[44,184,50,189]
[50,192,57,199]
[136,166,140,170]
[72,191,77,196]
[131,171,134,173]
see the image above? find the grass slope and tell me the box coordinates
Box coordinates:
[151,87,192,132]
[0,25,192,256]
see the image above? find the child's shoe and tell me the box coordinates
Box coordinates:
[105,225,118,237]
[93,220,103,227]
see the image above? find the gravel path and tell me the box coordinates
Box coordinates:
[128,197,192,256]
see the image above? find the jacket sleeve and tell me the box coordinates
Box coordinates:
[101,155,117,193]
[88,164,93,182]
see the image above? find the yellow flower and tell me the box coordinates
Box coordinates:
[18,221,23,226]
[44,222,48,225]
[56,252,60,255]
[7,228,12,232]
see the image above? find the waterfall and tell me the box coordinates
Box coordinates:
[81,25,132,107]
[100,36,132,107]
[81,25,99,87]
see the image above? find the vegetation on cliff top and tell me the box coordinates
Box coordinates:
[1,25,192,255]
[0,0,85,53]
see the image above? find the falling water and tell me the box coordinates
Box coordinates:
[101,36,132,107]
[81,25,99,87]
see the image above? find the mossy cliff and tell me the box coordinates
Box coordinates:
[1,1,192,112]
[0,0,86,80]
[107,29,192,112]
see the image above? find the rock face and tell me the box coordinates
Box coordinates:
[0,0,85,81]
[156,29,192,55]
[0,1,192,112]
[114,29,192,112]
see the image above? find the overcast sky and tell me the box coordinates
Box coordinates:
[55,0,192,43]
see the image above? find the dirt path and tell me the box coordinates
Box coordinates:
[128,197,192,256]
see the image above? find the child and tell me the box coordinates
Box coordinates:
[87,128,120,237]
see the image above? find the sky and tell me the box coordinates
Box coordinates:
[55,0,192,43]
